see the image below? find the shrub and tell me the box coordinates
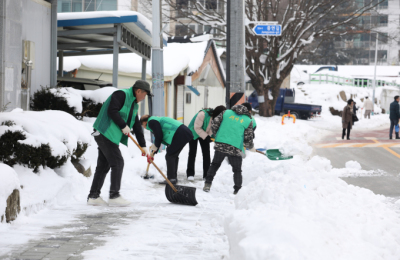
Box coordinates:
[30,87,76,116]
[30,87,103,119]
[0,121,87,173]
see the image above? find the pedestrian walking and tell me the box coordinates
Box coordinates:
[389,96,400,140]
[364,97,373,119]
[342,99,354,140]
[88,80,152,206]
[242,103,256,139]
[186,106,226,181]
[140,115,193,184]
[203,104,255,195]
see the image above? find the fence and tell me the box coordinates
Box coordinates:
[309,74,400,88]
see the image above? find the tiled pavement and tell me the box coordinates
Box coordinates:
[0,211,138,260]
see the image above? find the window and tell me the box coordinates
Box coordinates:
[379,0,388,9]
[205,0,217,10]
[57,0,116,13]
[175,25,188,36]
[379,15,388,27]
[84,0,95,11]
[72,0,82,11]
[186,93,191,104]
[176,0,189,9]
[96,0,117,11]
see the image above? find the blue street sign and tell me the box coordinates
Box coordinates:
[253,24,282,36]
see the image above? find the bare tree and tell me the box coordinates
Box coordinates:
[156,0,384,117]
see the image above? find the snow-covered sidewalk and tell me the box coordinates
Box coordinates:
[2,110,400,260]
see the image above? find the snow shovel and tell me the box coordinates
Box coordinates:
[128,134,198,206]
[256,149,293,161]
[142,153,155,179]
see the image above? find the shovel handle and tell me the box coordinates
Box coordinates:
[128,134,178,193]
[256,150,265,155]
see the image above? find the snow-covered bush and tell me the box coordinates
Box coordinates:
[30,86,114,119]
[0,110,91,173]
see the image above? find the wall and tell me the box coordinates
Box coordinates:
[0,0,50,111]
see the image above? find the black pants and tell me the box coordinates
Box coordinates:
[166,125,193,180]
[187,136,211,178]
[390,119,398,138]
[89,134,124,199]
[205,151,243,191]
[342,122,351,139]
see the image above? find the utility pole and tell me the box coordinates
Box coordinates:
[372,34,378,115]
[226,0,246,109]
[151,0,164,117]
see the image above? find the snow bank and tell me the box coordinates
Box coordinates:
[225,155,400,260]
[222,114,400,260]
[0,164,20,219]
[0,109,91,157]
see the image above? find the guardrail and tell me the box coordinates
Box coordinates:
[309,74,400,88]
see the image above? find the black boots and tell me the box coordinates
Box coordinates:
[396,133,400,139]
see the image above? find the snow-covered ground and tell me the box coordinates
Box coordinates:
[2,82,400,259]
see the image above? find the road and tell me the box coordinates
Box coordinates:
[313,127,400,197]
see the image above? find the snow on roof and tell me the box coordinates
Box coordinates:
[61,41,210,78]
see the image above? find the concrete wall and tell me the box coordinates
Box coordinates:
[0,0,50,111]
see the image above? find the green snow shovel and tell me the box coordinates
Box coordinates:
[129,134,198,206]
[256,149,293,161]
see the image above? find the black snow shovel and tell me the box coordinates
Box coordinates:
[128,134,198,206]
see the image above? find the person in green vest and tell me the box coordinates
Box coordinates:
[186,105,226,181]
[140,115,193,184]
[203,104,256,195]
[87,80,152,207]
[242,103,256,139]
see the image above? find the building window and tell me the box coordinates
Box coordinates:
[57,0,117,13]
[186,93,191,104]
[378,15,388,27]
[205,0,217,10]
[175,25,188,36]
[378,0,388,9]
[176,0,189,9]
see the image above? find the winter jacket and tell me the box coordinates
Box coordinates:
[342,105,353,129]
[211,105,254,156]
[389,101,400,121]
[364,99,373,110]
[194,111,213,140]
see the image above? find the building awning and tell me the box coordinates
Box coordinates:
[57,11,167,60]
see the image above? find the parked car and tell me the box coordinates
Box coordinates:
[57,77,113,90]
[248,89,322,119]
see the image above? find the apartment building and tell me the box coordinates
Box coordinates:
[334,0,400,65]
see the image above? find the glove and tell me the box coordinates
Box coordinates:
[122,125,130,136]
[248,147,257,153]
[149,143,159,154]
[141,147,149,157]
[147,154,154,163]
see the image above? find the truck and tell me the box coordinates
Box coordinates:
[248,89,322,120]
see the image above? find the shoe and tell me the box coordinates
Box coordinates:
[390,137,393,140]
[233,190,239,195]
[108,195,131,207]
[203,183,212,192]
[87,197,108,206]
[396,134,400,139]
[159,179,177,185]
[187,176,195,181]
[347,138,350,140]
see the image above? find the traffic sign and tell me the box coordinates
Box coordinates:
[253,24,281,36]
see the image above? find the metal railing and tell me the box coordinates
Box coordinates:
[309,74,400,88]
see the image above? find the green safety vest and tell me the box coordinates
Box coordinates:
[188,109,212,140]
[146,116,183,145]
[252,117,257,129]
[215,110,251,152]
[93,88,138,146]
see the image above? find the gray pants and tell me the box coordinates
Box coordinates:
[89,134,124,199]
[205,151,243,191]
[364,110,371,119]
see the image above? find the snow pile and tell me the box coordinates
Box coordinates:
[345,160,362,170]
[225,155,400,260]
[0,164,20,218]
[0,109,91,157]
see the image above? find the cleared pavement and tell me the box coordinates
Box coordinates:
[313,127,400,197]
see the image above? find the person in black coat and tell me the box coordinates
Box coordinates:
[389,96,400,139]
